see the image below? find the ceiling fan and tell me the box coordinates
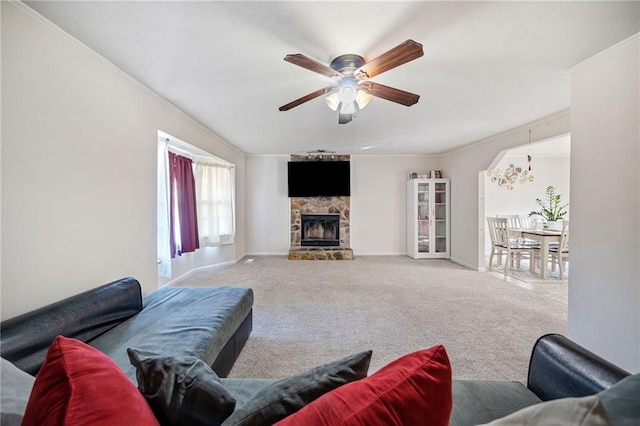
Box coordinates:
[279,40,424,124]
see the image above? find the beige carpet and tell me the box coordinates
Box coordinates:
[171,256,567,383]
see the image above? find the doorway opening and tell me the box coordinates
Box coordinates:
[479,133,571,305]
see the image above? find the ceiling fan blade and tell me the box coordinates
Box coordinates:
[355,40,423,80]
[359,81,420,106]
[284,54,344,79]
[279,87,334,111]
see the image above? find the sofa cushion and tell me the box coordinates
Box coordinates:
[128,349,236,426]
[221,350,372,426]
[450,380,542,426]
[1,358,35,426]
[89,286,253,381]
[21,336,158,426]
[597,373,640,425]
[275,345,452,426]
[480,394,611,426]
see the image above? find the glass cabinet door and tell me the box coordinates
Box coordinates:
[433,182,448,253]
[417,182,430,253]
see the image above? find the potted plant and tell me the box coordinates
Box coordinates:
[529,185,569,229]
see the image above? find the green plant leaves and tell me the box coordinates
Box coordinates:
[528,185,569,221]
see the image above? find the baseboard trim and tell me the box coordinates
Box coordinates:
[450,257,482,271]
[246,252,289,256]
[356,252,405,256]
[161,259,239,288]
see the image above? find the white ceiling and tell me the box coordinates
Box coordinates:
[24,1,639,155]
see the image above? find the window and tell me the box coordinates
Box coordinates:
[157,132,235,278]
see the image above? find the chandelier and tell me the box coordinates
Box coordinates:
[487,164,534,190]
[488,130,535,190]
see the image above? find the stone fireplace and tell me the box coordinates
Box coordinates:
[288,154,354,260]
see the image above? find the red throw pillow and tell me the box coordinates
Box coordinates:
[22,336,159,426]
[274,345,452,426]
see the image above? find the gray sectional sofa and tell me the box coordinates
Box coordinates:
[450,333,633,425]
[0,277,253,380]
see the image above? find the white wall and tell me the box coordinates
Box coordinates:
[1,3,246,319]
[351,156,441,255]
[245,155,442,255]
[245,155,290,254]
[441,112,572,270]
[569,34,639,372]
[483,155,570,256]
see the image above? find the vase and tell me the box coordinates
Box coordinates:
[545,220,562,230]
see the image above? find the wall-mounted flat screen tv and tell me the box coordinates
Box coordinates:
[288,161,350,197]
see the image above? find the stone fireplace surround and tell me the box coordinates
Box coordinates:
[288,154,354,260]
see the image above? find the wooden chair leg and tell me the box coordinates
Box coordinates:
[503,249,510,276]
[559,256,567,280]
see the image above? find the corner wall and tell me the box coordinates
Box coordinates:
[568,34,639,372]
[1,3,246,319]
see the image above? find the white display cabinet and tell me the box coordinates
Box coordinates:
[406,179,450,259]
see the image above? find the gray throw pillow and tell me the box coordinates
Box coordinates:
[0,358,35,426]
[597,373,640,426]
[128,349,236,426]
[221,350,372,426]
[480,394,611,426]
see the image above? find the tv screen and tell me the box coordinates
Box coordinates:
[288,161,350,197]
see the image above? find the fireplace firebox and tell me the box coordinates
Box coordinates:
[301,214,340,247]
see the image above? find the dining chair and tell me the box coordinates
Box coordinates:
[518,215,533,229]
[487,217,536,275]
[498,214,540,248]
[548,220,570,279]
[498,214,521,228]
[498,215,523,241]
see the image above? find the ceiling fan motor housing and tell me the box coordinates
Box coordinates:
[329,54,365,75]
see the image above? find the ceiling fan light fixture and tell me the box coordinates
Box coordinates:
[325,92,339,111]
[355,89,373,109]
[325,88,372,112]
[338,80,358,104]
[338,100,358,116]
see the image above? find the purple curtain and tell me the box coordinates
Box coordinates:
[168,152,200,257]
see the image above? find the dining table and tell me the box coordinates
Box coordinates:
[518,228,562,280]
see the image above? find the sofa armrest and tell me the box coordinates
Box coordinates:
[527,333,629,401]
[0,277,143,375]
